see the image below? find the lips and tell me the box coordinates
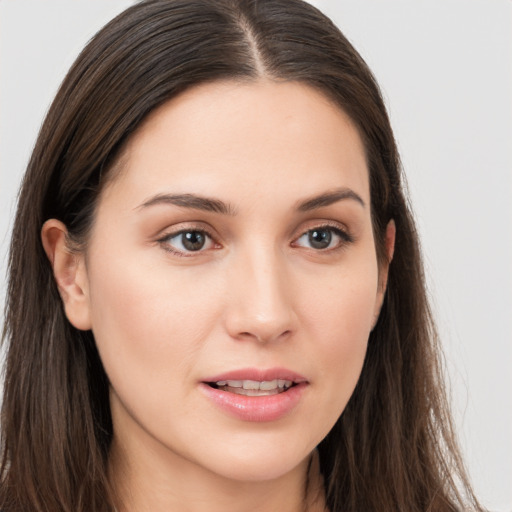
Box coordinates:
[200,368,308,422]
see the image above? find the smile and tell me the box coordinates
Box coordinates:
[200,368,308,422]
[208,379,294,396]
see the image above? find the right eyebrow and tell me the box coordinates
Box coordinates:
[136,193,237,216]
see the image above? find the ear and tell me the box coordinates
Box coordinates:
[372,219,396,329]
[41,219,92,330]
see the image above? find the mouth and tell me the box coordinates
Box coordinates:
[200,369,308,421]
[205,379,296,396]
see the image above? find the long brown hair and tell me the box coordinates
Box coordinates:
[1,1,484,510]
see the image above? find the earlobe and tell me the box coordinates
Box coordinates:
[372,219,396,329]
[41,219,92,330]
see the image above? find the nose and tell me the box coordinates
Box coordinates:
[224,246,296,344]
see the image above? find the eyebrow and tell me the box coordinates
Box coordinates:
[137,193,237,215]
[297,187,365,211]
[137,187,365,215]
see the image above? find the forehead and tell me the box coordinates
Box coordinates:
[101,80,369,211]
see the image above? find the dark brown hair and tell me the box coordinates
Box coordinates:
[1,1,484,511]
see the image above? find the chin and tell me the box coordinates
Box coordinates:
[194,435,315,483]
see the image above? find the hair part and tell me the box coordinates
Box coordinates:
[2,1,483,511]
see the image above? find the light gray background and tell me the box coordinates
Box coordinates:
[1,1,511,510]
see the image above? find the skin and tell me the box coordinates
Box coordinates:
[42,80,395,512]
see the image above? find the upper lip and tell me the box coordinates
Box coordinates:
[201,367,308,384]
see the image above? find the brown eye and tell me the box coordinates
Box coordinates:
[308,228,332,249]
[294,226,352,251]
[162,230,215,253]
[181,231,206,251]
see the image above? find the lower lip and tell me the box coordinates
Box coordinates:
[199,382,307,422]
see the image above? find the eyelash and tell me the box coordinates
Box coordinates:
[292,223,354,251]
[157,223,354,257]
[157,227,218,257]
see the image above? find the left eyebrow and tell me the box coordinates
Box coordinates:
[296,187,366,211]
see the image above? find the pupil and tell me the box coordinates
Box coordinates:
[309,229,331,249]
[182,231,205,251]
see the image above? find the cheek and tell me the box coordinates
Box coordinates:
[299,258,379,433]
[304,256,379,349]
[85,251,223,396]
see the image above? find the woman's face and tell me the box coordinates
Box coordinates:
[69,81,390,482]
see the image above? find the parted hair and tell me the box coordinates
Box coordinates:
[1,1,483,511]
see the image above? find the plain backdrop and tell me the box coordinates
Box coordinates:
[1,1,511,510]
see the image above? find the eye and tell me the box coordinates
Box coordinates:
[160,229,216,254]
[294,226,352,250]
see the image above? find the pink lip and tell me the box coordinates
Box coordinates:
[202,367,308,384]
[199,367,309,422]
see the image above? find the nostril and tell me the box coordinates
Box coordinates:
[234,329,293,344]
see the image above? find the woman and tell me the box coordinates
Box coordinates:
[0,0,485,511]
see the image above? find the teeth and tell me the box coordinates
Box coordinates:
[226,380,242,388]
[214,379,293,391]
[259,380,278,390]
[242,380,261,390]
[234,388,280,396]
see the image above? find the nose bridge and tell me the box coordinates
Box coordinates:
[225,241,295,343]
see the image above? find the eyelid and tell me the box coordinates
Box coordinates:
[156,223,221,256]
[291,221,354,250]
[154,220,354,256]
